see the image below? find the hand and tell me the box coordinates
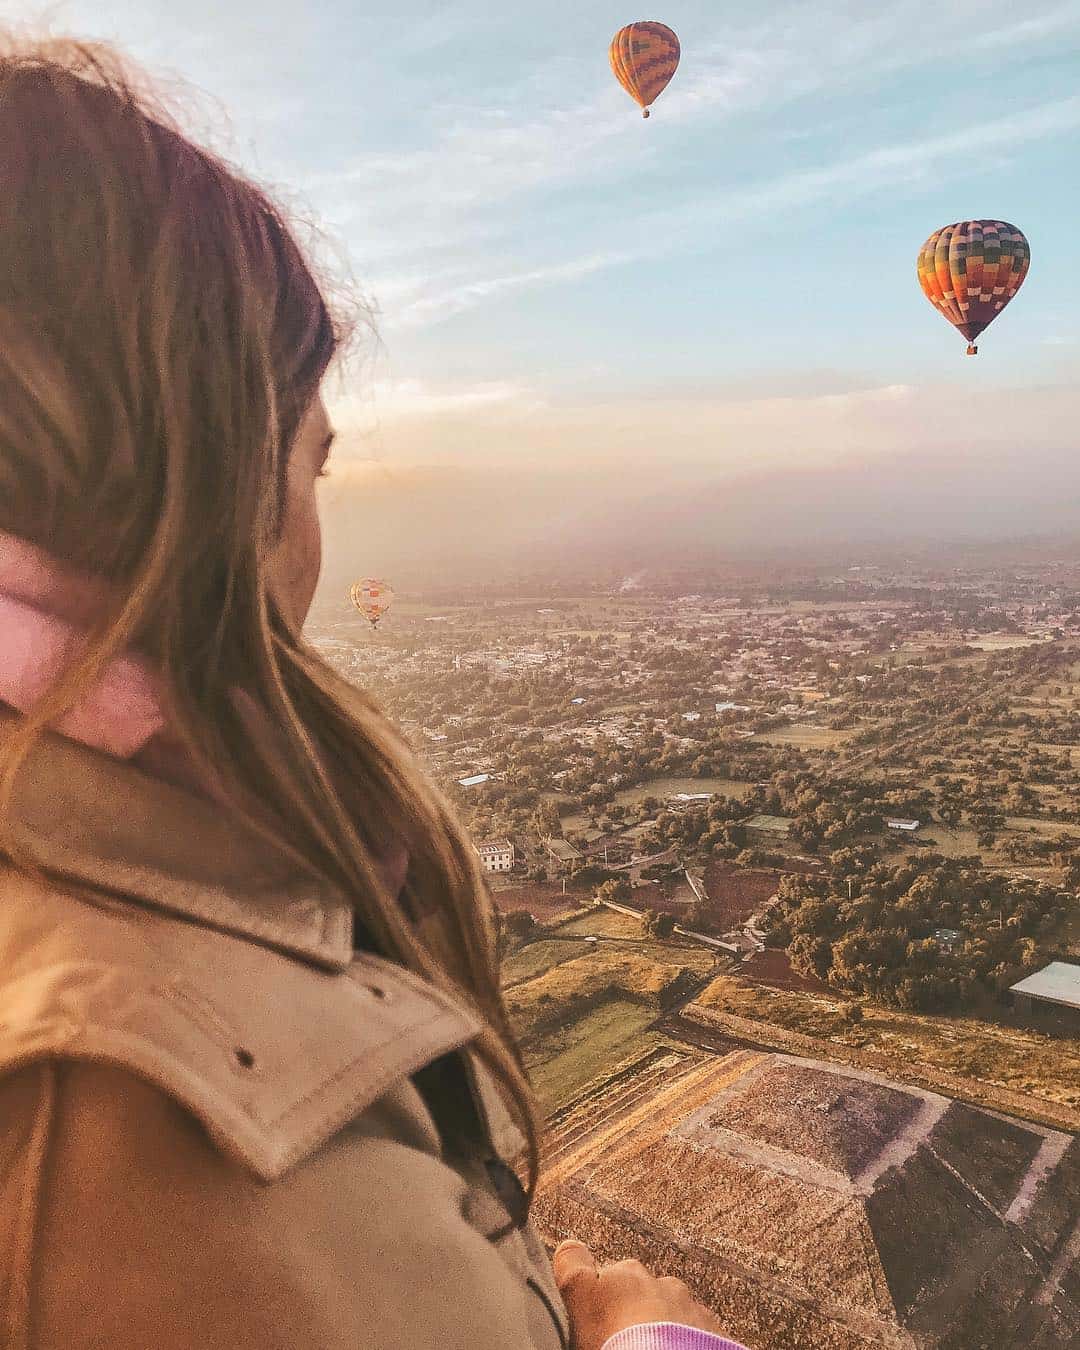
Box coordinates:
[552,1240,728,1350]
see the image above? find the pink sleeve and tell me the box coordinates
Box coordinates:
[601,1323,749,1350]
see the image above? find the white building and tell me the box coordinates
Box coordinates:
[458,773,491,788]
[1010,962,1080,1027]
[886,818,920,832]
[475,839,514,874]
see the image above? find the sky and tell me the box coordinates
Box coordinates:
[8,1,1080,579]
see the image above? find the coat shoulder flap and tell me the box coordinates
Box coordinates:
[0,875,483,1182]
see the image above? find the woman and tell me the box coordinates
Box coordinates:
[0,37,747,1350]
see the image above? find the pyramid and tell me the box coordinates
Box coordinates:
[533,1049,1080,1349]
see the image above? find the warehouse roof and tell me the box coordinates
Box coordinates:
[1009,961,1080,1010]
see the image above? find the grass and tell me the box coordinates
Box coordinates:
[501,939,585,986]
[692,975,1080,1115]
[524,998,662,1112]
[553,908,645,939]
[506,947,711,1042]
[755,725,857,749]
[613,776,756,805]
[966,636,1047,650]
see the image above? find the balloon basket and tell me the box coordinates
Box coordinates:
[966,344,978,356]
[642,108,650,118]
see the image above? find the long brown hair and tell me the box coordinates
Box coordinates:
[0,36,539,1202]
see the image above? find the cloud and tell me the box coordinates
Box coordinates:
[344,92,1080,329]
[296,4,1080,329]
[975,6,1080,47]
[393,250,637,326]
[319,366,1080,480]
[330,377,541,426]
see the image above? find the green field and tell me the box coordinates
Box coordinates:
[552,908,644,938]
[755,724,858,749]
[501,938,585,986]
[613,776,755,804]
[525,998,661,1112]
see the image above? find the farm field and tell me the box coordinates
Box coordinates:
[702,861,781,929]
[490,880,583,921]
[739,948,830,994]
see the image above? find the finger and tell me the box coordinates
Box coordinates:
[552,1240,597,1290]
[600,1256,651,1290]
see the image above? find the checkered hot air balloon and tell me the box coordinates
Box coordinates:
[609,21,680,119]
[917,221,1030,355]
[350,577,394,629]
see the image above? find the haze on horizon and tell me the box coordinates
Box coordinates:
[24,0,1080,586]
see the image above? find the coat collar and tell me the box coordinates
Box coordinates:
[1,710,355,972]
[0,713,527,1175]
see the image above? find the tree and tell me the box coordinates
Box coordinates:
[685,899,713,932]
[641,910,676,939]
[502,910,537,941]
[596,878,632,904]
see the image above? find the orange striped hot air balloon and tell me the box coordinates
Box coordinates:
[609,21,680,119]
[350,577,394,629]
[917,220,1030,355]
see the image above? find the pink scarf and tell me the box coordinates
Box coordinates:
[0,530,411,904]
[0,530,164,757]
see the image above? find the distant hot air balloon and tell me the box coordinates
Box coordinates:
[350,577,394,629]
[917,220,1030,355]
[609,21,680,119]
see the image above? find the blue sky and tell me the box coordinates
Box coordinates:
[10,1,1080,486]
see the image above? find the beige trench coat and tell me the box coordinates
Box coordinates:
[0,726,570,1349]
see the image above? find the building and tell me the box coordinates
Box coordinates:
[474,839,514,874]
[886,818,920,832]
[745,814,794,838]
[544,837,583,867]
[1009,961,1080,1028]
[457,773,491,788]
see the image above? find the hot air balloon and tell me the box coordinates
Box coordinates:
[917,220,1030,355]
[609,21,680,119]
[350,577,394,629]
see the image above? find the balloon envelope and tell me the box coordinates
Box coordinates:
[350,577,394,627]
[609,22,680,117]
[917,220,1029,351]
